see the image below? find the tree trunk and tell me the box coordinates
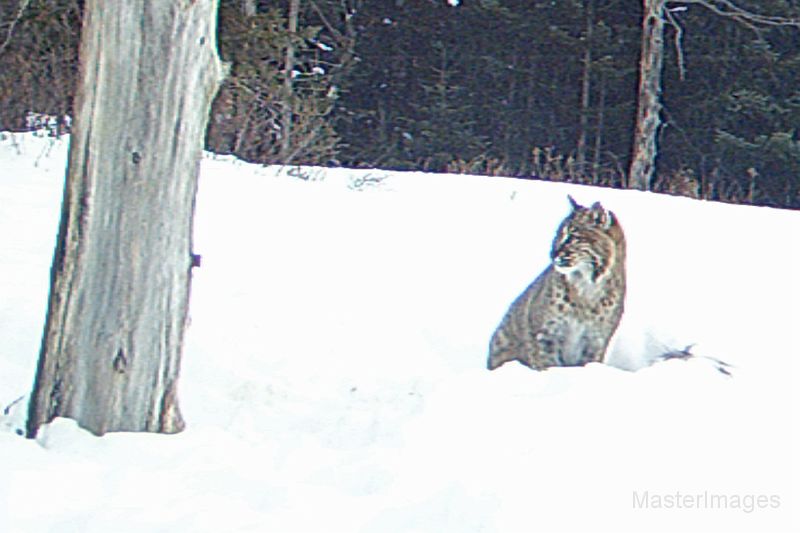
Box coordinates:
[592,71,606,184]
[27,0,225,437]
[629,0,665,191]
[280,0,300,161]
[576,0,594,170]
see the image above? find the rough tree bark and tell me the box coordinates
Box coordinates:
[27,0,225,437]
[629,0,666,191]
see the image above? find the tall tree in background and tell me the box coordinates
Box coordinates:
[629,0,800,192]
[27,0,225,437]
[1,0,797,207]
[280,0,300,160]
[629,0,665,190]
[576,0,596,171]
[206,0,355,164]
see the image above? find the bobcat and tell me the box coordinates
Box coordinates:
[488,196,626,371]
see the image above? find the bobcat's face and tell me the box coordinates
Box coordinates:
[551,196,621,283]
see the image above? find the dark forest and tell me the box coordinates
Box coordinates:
[1,0,798,208]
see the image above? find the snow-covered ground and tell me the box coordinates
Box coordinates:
[1,131,798,532]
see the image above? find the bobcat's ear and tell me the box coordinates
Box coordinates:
[568,195,581,210]
[590,201,611,228]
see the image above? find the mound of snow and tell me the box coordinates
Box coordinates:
[1,132,798,532]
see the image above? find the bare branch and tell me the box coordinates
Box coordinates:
[308,0,344,41]
[0,0,31,57]
[675,0,800,29]
[665,7,686,80]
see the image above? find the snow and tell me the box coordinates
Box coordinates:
[313,40,334,52]
[1,131,798,532]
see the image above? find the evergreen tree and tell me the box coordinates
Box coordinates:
[208,0,354,164]
[658,0,800,205]
[0,0,798,207]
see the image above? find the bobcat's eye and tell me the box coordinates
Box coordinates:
[557,227,574,246]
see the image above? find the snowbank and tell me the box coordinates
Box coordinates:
[1,131,797,532]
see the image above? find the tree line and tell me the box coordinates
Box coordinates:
[1,0,799,208]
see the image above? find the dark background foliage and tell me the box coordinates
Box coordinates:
[1,0,798,208]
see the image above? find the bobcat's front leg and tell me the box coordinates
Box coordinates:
[530,327,563,369]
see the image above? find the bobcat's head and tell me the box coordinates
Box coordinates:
[551,196,624,284]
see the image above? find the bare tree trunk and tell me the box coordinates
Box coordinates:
[592,71,606,184]
[629,0,665,191]
[280,0,301,161]
[27,0,225,438]
[576,0,594,170]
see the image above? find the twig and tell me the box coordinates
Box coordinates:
[3,395,25,416]
[658,343,735,377]
[676,0,800,36]
[665,7,686,80]
[0,0,31,57]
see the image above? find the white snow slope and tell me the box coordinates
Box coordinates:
[1,132,798,532]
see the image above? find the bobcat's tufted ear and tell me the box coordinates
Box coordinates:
[568,195,581,211]
[590,201,612,228]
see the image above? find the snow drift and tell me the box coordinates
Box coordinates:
[1,131,798,532]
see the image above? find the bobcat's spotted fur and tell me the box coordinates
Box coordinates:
[488,196,626,371]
